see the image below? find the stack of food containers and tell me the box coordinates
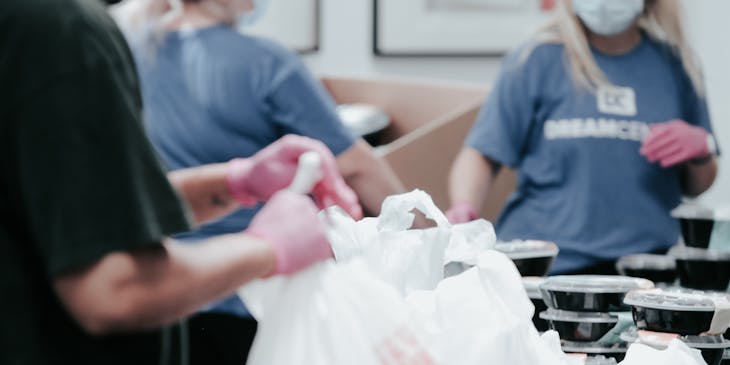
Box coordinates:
[671,204,730,291]
[538,276,654,362]
[622,288,730,365]
[495,240,560,332]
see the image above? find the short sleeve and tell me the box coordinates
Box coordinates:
[9,64,191,276]
[466,51,538,167]
[264,55,356,156]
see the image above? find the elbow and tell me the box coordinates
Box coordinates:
[72,295,140,336]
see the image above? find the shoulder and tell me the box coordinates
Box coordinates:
[506,41,564,69]
[1,0,137,99]
[203,28,300,66]
[495,41,565,92]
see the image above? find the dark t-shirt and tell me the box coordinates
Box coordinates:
[0,0,191,364]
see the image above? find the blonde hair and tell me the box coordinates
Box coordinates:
[529,0,704,95]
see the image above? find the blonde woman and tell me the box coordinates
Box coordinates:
[447,0,719,275]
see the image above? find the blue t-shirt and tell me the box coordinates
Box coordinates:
[466,35,716,274]
[131,24,356,316]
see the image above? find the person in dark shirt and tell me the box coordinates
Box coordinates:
[0,0,360,364]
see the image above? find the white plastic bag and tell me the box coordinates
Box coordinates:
[619,340,706,365]
[326,190,450,295]
[326,189,494,295]
[239,260,438,365]
[405,250,571,365]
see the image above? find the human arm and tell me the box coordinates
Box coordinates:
[446,147,501,223]
[681,157,717,197]
[53,191,330,335]
[336,140,405,216]
[169,135,363,225]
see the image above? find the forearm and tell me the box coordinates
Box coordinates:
[449,147,496,212]
[168,163,240,225]
[54,235,275,334]
[337,140,405,216]
[682,157,718,197]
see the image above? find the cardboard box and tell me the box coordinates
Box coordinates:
[322,76,516,221]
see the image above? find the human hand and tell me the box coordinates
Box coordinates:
[445,202,479,224]
[640,120,712,168]
[246,191,333,275]
[227,135,363,219]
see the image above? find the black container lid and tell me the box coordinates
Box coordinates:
[539,308,619,323]
[494,240,559,259]
[621,327,730,349]
[523,276,545,299]
[541,275,654,294]
[616,254,676,271]
[624,288,719,312]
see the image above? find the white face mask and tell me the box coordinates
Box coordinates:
[573,0,644,36]
[238,0,272,27]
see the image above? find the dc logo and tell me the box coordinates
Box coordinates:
[597,86,637,117]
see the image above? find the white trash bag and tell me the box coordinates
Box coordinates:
[239,260,438,365]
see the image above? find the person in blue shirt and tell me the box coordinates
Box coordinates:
[111,0,405,363]
[447,0,719,275]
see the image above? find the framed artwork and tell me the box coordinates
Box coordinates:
[374,0,556,57]
[243,0,321,54]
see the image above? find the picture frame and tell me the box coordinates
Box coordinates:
[243,0,321,54]
[373,0,556,57]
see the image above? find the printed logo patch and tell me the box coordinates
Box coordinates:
[597,86,637,117]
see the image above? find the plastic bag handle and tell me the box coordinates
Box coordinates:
[709,296,730,334]
[376,190,451,232]
[288,151,322,195]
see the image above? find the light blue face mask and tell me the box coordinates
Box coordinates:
[573,0,644,36]
[238,0,272,27]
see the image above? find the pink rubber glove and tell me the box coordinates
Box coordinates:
[640,120,712,168]
[445,202,479,224]
[246,190,333,275]
[227,134,363,219]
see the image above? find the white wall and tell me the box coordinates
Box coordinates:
[301,0,502,85]
[301,0,730,207]
[687,1,730,209]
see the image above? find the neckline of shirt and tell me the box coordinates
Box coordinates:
[166,23,232,40]
[590,33,649,61]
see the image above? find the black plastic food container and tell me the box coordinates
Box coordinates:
[624,288,730,335]
[721,349,730,365]
[524,277,549,332]
[540,309,619,342]
[495,240,559,277]
[681,218,715,248]
[671,203,727,249]
[561,341,628,362]
[540,275,654,312]
[671,246,730,291]
[615,254,677,285]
